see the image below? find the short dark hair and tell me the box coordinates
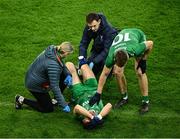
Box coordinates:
[86,13,100,23]
[115,50,128,67]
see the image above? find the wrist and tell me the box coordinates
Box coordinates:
[96,91,101,95]
[67,74,72,77]
[96,92,101,97]
[62,105,70,112]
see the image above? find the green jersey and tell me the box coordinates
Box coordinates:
[70,78,104,115]
[105,28,147,68]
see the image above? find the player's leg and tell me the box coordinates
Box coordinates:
[87,51,104,76]
[135,59,149,114]
[135,37,153,114]
[136,40,153,74]
[113,65,128,108]
[81,64,95,82]
[138,29,153,60]
[65,62,81,85]
[91,61,104,76]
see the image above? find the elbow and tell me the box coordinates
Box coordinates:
[107,103,112,109]
[146,40,153,50]
[73,104,81,114]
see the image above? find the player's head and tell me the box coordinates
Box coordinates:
[86,13,101,32]
[115,50,129,67]
[82,117,91,125]
[57,42,74,58]
[82,117,95,129]
[82,110,96,127]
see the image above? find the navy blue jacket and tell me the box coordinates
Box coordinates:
[79,13,118,64]
[25,45,70,108]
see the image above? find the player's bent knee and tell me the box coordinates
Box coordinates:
[65,62,74,67]
[136,69,142,76]
[66,62,76,72]
[136,69,145,77]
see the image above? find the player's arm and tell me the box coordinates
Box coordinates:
[89,46,114,106]
[99,103,112,117]
[97,65,112,94]
[89,65,112,106]
[137,40,153,74]
[73,104,94,119]
[143,40,153,59]
[47,63,68,110]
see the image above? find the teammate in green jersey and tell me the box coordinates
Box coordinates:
[65,61,112,129]
[89,28,153,114]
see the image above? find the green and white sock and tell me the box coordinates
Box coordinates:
[19,96,24,104]
[122,92,128,100]
[142,96,149,103]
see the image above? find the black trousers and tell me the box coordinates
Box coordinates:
[23,74,67,113]
[87,50,114,77]
[87,46,105,76]
[59,72,67,93]
[23,91,54,113]
[87,35,105,76]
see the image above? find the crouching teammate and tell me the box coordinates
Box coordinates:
[66,60,112,129]
[89,28,153,114]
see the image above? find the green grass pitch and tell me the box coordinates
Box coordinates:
[0,0,179,137]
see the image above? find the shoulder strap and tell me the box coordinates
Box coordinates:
[54,49,63,67]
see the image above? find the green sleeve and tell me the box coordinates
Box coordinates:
[105,47,115,68]
[134,42,147,57]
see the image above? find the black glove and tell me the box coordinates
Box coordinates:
[78,56,87,68]
[137,59,147,74]
[89,92,101,106]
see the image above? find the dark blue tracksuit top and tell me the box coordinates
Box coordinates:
[25,45,70,108]
[79,13,118,64]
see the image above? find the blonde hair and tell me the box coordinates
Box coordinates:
[57,42,74,54]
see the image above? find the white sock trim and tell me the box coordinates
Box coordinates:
[123,96,128,100]
[142,100,149,103]
[97,114,102,120]
[91,116,94,120]
[18,96,24,104]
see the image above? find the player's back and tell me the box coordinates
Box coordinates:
[112,28,144,47]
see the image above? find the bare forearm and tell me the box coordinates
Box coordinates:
[73,104,93,119]
[99,103,112,117]
[97,66,111,94]
[97,74,108,94]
